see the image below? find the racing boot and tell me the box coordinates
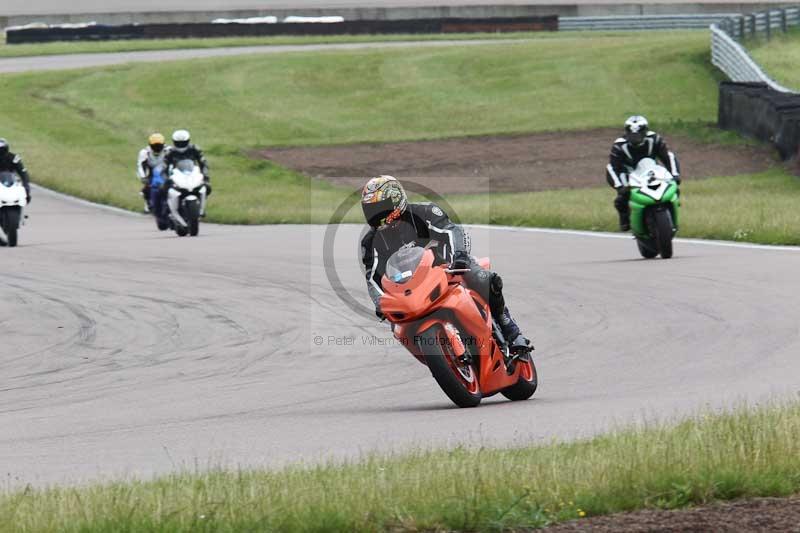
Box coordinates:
[498,307,532,352]
[141,187,151,214]
[615,190,631,232]
[618,211,630,232]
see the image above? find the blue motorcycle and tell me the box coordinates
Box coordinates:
[148,167,172,231]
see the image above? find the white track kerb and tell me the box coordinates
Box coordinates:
[29,184,800,251]
[467,224,800,252]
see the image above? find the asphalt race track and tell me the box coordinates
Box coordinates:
[0,40,525,75]
[1,188,799,487]
[5,0,784,16]
[1,34,799,489]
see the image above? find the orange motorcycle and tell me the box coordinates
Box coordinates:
[380,245,537,408]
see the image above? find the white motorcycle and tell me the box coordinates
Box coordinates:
[0,171,27,247]
[167,159,207,237]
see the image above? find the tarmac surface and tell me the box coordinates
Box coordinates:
[1,31,799,490]
[0,40,527,75]
[1,188,799,488]
[3,0,788,16]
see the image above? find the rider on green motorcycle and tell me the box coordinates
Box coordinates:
[605,116,681,231]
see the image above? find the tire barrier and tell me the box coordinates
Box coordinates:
[5,16,558,44]
[718,81,800,160]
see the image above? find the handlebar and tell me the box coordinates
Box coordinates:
[444,269,471,274]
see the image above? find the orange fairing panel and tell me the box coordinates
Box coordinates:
[382,249,526,396]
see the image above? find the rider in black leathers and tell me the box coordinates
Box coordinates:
[0,139,31,204]
[606,116,681,231]
[360,175,531,351]
[164,129,212,196]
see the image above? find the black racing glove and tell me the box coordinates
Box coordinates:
[25,195,31,205]
[451,250,471,270]
[204,178,212,197]
[375,308,386,321]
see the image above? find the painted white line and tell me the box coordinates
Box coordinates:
[30,186,800,252]
[467,224,800,252]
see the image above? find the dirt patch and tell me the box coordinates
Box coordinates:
[540,496,800,532]
[258,128,778,195]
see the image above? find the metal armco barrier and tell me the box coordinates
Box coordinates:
[559,14,736,31]
[5,16,557,44]
[715,7,800,41]
[711,7,800,159]
[710,25,793,92]
[719,82,800,160]
[710,6,799,93]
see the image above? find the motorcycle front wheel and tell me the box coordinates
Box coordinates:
[417,327,482,408]
[185,200,200,237]
[501,356,538,401]
[2,207,21,247]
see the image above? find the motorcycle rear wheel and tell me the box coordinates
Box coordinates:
[417,327,481,408]
[501,356,538,401]
[636,238,658,259]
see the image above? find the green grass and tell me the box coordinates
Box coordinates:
[3,401,799,532]
[0,31,542,58]
[320,169,800,245]
[449,169,800,245]
[748,28,800,90]
[2,30,794,245]
[0,31,721,222]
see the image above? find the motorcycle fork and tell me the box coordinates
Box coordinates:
[199,189,208,217]
[167,190,188,227]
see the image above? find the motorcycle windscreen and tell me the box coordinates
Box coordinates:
[0,172,18,187]
[176,159,196,174]
[385,246,425,284]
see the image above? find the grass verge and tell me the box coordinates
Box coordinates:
[448,168,800,246]
[2,30,795,245]
[0,30,699,59]
[2,401,799,532]
[1,32,720,219]
[321,169,800,246]
[0,31,542,58]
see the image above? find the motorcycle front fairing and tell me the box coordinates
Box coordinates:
[167,163,207,226]
[381,248,523,395]
[0,172,27,208]
[627,159,680,237]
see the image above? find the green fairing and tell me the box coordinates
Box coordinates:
[629,182,680,238]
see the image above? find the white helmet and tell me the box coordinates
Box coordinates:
[172,130,191,152]
[624,116,649,146]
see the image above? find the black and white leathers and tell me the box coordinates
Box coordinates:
[361,202,469,308]
[0,151,31,198]
[606,131,680,190]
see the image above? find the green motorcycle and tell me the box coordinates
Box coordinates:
[627,158,680,259]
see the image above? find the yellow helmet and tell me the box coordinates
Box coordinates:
[148,133,166,153]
